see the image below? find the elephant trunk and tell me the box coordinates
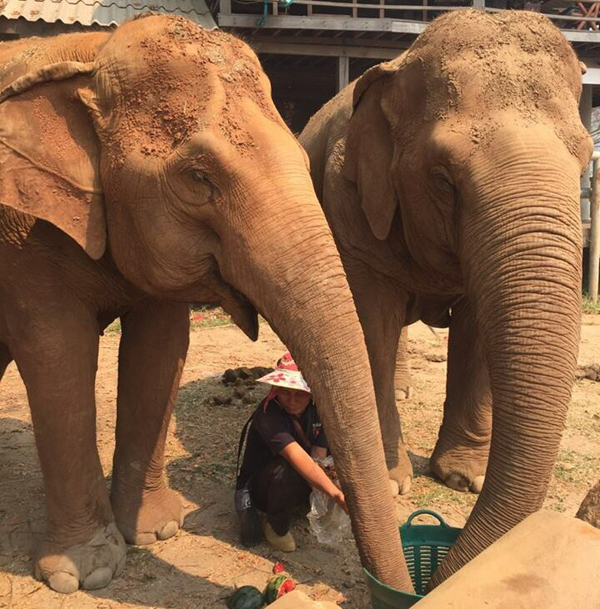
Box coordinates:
[432,134,583,584]
[221,174,413,591]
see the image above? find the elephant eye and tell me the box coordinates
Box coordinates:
[191,170,209,185]
[188,170,216,198]
[430,166,455,199]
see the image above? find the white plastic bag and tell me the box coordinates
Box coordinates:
[307,456,351,545]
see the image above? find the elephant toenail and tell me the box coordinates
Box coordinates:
[134,532,158,545]
[83,566,113,590]
[158,520,178,540]
[471,475,485,494]
[395,389,408,401]
[446,474,469,492]
[48,572,79,594]
[389,479,400,498]
[400,476,412,495]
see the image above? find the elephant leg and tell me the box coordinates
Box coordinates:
[110,300,189,545]
[394,327,413,400]
[349,268,412,495]
[9,307,125,594]
[430,298,491,494]
[0,342,13,382]
[577,480,600,529]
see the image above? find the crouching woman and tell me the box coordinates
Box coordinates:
[235,353,346,551]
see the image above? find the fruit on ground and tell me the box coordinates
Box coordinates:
[227,585,265,609]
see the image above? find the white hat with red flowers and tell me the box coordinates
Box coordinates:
[257,352,311,393]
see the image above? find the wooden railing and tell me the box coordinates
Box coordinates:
[222,0,600,30]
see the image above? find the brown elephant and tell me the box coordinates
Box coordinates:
[0,16,411,594]
[299,10,592,586]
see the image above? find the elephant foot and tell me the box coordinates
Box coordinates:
[430,438,488,494]
[387,447,414,496]
[576,480,600,528]
[112,485,183,545]
[35,522,126,594]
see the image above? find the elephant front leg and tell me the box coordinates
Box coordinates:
[11,310,126,593]
[110,300,189,545]
[430,298,491,494]
[394,327,413,400]
[350,269,412,495]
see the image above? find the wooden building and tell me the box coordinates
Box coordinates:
[211,0,600,132]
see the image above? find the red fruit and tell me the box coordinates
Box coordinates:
[264,575,295,603]
[272,562,285,574]
[279,579,295,596]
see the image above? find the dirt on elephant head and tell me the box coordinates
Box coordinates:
[95,15,282,159]
[402,10,588,157]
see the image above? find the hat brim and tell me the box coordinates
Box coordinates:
[257,370,311,393]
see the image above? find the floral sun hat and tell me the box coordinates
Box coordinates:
[257,352,311,393]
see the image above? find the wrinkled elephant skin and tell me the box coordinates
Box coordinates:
[0,16,410,593]
[300,10,592,586]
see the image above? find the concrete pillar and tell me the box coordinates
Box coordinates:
[580,84,593,222]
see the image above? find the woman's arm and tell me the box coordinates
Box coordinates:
[280,442,347,512]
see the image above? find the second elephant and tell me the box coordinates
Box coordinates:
[300,10,591,586]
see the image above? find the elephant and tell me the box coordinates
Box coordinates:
[0,16,412,594]
[299,9,592,586]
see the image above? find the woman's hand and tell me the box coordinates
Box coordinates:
[332,489,348,514]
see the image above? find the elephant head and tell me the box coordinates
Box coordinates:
[344,10,592,584]
[0,15,412,589]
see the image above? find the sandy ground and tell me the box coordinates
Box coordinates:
[0,315,599,608]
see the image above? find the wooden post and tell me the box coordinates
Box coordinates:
[580,85,593,222]
[590,158,600,302]
[337,56,350,92]
[220,0,231,15]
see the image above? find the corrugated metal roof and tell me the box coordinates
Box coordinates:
[0,0,217,28]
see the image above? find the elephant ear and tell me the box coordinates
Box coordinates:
[344,60,399,241]
[0,62,106,259]
[344,55,426,241]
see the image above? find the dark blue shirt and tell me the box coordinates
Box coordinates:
[237,397,328,488]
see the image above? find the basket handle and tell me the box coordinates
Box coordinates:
[404,509,450,528]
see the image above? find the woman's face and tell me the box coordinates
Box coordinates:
[275,387,312,417]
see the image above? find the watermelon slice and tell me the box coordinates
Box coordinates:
[264,575,296,604]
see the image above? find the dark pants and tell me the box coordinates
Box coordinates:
[251,457,311,536]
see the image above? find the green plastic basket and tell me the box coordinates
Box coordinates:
[364,509,462,609]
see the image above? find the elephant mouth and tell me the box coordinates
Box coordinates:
[158,260,259,341]
[217,283,259,341]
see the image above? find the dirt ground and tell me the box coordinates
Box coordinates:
[1,314,599,609]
